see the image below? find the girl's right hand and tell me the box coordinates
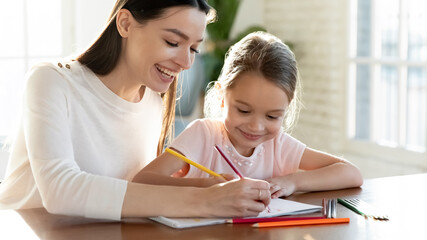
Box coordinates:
[198,178,271,217]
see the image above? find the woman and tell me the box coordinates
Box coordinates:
[0,0,270,220]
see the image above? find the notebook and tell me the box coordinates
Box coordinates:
[150,198,322,229]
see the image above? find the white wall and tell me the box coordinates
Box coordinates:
[264,0,349,154]
[73,0,116,54]
[229,0,265,39]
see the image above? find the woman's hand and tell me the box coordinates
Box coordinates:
[201,173,236,187]
[266,176,297,199]
[201,173,239,187]
[197,178,271,217]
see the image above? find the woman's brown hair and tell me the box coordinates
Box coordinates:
[77,0,215,155]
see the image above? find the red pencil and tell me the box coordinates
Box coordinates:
[215,145,270,212]
[214,145,243,178]
[227,216,326,224]
[252,218,350,228]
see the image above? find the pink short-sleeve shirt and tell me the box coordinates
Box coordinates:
[169,119,306,179]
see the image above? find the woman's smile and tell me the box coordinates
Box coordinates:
[155,64,178,84]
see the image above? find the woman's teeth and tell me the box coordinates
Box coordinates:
[156,65,177,78]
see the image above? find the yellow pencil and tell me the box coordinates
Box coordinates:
[165,148,222,178]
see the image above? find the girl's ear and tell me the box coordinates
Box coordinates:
[116,9,133,38]
[215,82,225,108]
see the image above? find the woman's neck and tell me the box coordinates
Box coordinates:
[97,64,145,103]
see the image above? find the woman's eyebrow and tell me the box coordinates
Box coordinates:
[163,28,204,42]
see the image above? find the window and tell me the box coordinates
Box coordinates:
[348,0,427,160]
[0,0,65,145]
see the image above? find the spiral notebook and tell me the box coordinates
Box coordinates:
[150,198,322,229]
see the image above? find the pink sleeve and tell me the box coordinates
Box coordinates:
[168,119,213,178]
[274,132,306,176]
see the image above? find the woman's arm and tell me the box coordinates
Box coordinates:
[133,150,227,187]
[122,178,271,218]
[267,147,363,198]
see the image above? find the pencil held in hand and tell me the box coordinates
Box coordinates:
[214,145,243,178]
[165,148,222,178]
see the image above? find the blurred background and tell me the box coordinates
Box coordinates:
[0,0,426,180]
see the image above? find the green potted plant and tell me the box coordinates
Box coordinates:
[203,0,266,87]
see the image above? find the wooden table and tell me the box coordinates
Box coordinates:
[1,173,427,240]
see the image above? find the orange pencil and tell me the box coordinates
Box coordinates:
[252,217,350,228]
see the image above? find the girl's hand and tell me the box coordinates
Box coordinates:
[266,176,297,198]
[199,178,271,217]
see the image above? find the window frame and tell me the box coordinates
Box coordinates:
[346,0,427,167]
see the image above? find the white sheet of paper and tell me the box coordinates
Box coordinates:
[149,198,322,229]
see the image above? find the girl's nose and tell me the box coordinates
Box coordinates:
[248,118,264,132]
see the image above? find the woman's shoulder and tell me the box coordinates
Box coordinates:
[27,60,79,83]
[26,59,87,92]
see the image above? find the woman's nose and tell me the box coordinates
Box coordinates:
[175,49,194,70]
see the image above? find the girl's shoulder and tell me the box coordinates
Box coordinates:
[273,130,306,148]
[187,118,222,129]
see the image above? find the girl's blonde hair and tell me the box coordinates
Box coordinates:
[204,31,301,132]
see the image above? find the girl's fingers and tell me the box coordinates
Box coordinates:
[253,188,271,207]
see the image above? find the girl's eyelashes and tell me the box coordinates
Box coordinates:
[165,40,200,54]
[237,108,250,114]
[267,115,279,120]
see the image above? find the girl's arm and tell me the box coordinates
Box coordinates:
[122,178,271,218]
[132,150,229,187]
[267,147,363,198]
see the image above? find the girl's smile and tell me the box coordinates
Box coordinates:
[223,71,289,157]
[238,128,263,141]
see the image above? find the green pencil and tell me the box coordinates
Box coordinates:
[337,198,366,217]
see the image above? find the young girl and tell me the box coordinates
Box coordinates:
[133,31,363,198]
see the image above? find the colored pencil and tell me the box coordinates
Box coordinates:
[214,145,271,212]
[214,145,243,178]
[252,218,350,228]
[227,216,326,224]
[165,148,222,178]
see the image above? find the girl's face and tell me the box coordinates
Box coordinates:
[223,72,290,157]
[120,7,207,93]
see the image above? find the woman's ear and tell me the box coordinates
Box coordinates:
[116,9,133,38]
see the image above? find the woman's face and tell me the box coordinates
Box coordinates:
[119,7,207,93]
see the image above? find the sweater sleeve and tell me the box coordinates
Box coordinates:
[23,64,127,220]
